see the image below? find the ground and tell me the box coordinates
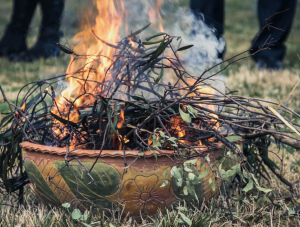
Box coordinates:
[1,0,300,226]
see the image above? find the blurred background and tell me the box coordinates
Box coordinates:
[0,0,300,116]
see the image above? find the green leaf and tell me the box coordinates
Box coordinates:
[198,169,209,180]
[191,176,200,185]
[233,214,246,224]
[250,173,259,185]
[130,95,148,103]
[178,212,192,226]
[225,135,243,143]
[167,107,176,114]
[3,156,8,192]
[128,23,151,37]
[187,181,198,201]
[96,102,102,114]
[153,67,164,86]
[71,209,81,220]
[177,45,194,52]
[243,169,250,179]
[176,206,188,212]
[226,169,236,177]
[171,166,181,179]
[25,93,42,112]
[158,131,166,138]
[0,114,13,128]
[188,172,195,181]
[138,152,144,156]
[256,194,270,206]
[187,105,198,117]
[209,178,215,192]
[183,185,188,195]
[143,39,165,45]
[62,203,71,208]
[177,38,182,50]
[256,185,272,193]
[184,159,198,165]
[179,105,191,123]
[167,137,177,147]
[288,209,296,216]
[149,149,158,162]
[145,32,166,41]
[163,171,169,178]
[160,179,169,187]
[220,169,230,183]
[150,134,162,150]
[56,43,73,54]
[184,165,193,172]
[181,148,188,156]
[261,154,280,170]
[144,38,173,61]
[243,180,253,192]
[233,194,244,202]
[177,178,183,187]
[177,219,184,224]
[80,211,89,221]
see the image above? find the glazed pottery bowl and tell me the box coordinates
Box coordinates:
[20,141,240,218]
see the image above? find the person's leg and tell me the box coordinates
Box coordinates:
[0,0,38,56]
[11,0,65,62]
[250,0,297,70]
[190,0,225,58]
[190,0,224,38]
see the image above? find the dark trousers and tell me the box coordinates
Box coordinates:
[7,0,64,38]
[190,0,297,62]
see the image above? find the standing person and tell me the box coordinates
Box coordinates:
[0,0,65,62]
[190,0,297,70]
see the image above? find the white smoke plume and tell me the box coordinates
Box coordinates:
[121,0,225,76]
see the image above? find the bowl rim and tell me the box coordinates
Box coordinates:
[20,141,224,158]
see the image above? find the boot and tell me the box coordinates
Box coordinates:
[0,0,38,57]
[11,0,65,62]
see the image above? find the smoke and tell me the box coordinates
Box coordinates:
[55,79,69,96]
[60,0,227,100]
[120,0,225,76]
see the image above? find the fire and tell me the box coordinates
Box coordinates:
[149,0,164,32]
[51,0,126,144]
[55,0,124,113]
[51,0,221,149]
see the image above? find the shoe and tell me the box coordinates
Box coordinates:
[10,39,60,62]
[0,31,27,56]
[257,58,283,71]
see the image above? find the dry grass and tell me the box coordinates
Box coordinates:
[226,66,300,125]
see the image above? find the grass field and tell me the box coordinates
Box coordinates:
[1,0,300,226]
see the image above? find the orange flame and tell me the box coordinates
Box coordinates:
[55,0,124,114]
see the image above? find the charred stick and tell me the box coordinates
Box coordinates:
[262,158,295,190]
